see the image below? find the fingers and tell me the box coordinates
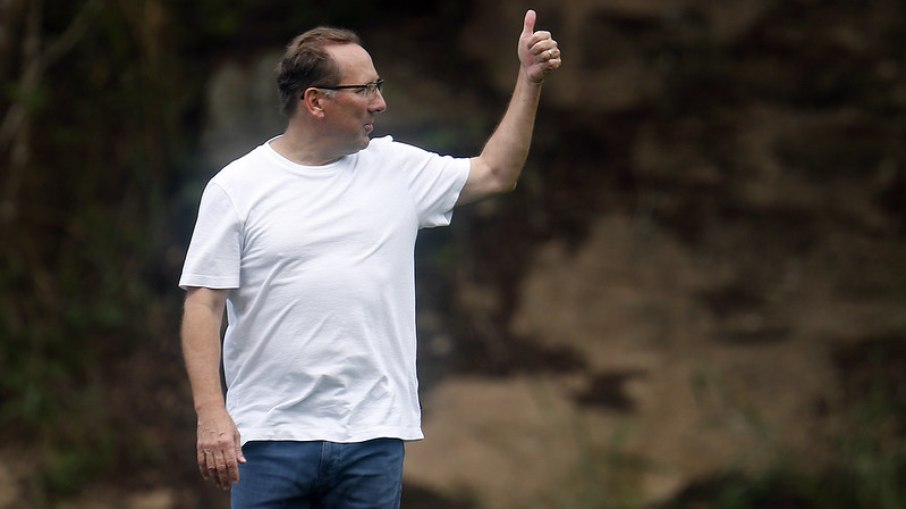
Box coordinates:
[198,446,239,490]
[525,30,552,47]
[528,39,561,76]
[213,448,229,490]
[197,431,244,490]
[197,448,210,481]
[532,42,561,61]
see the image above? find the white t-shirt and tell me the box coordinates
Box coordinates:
[179,135,470,444]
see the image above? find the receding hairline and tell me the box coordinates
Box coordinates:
[288,26,361,49]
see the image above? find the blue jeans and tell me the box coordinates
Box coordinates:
[231,439,404,509]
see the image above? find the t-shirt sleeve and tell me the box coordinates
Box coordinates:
[178,181,242,290]
[402,144,470,228]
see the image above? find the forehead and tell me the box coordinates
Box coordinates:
[325,43,378,82]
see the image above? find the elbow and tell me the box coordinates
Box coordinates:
[466,157,522,202]
[492,177,518,195]
[488,164,522,194]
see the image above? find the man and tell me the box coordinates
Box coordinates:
[180,9,560,508]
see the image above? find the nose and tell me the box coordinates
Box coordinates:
[369,89,386,113]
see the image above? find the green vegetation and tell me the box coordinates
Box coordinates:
[0,0,463,502]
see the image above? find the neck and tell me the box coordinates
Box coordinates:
[270,122,343,166]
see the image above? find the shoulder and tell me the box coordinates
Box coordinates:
[363,135,399,156]
[205,144,281,195]
[197,144,281,215]
[362,135,444,162]
[214,145,269,181]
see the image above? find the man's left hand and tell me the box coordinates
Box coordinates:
[518,9,562,84]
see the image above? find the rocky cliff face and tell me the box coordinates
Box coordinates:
[393,0,905,506]
[165,0,906,506]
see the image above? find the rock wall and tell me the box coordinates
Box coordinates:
[405,0,906,506]
[192,0,905,506]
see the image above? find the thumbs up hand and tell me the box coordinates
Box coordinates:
[518,9,561,84]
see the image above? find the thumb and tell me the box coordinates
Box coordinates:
[235,434,246,463]
[522,9,536,37]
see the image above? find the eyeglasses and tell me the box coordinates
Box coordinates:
[312,79,384,96]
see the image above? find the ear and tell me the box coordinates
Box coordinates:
[301,87,329,119]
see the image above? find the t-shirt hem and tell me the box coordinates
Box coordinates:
[238,426,424,446]
[179,274,240,290]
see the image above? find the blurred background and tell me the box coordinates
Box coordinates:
[1,0,904,507]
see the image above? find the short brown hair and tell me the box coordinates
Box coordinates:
[276,27,362,117]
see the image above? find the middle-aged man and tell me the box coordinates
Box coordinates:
[180,9,561,508]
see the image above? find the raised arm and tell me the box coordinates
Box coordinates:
[457,9,561,205]
[181,286,245,490]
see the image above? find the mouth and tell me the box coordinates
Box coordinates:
[364,123,374,134]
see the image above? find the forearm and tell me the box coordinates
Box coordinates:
[181,287,244,489]
[458,10,559,205]
[477,71,543,190]
[181,289,228,412]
